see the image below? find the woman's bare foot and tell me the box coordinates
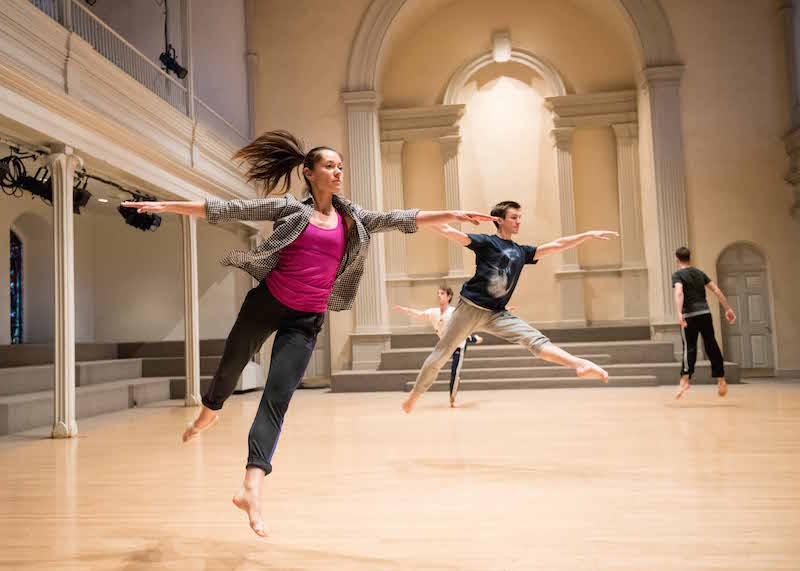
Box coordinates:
[676,376,691,399]
[449,397,455,408]
[232,484,268,538]
[718,378,728,397]
[576,360,609,383]
[401,399,414,414]
[182,406,219,443]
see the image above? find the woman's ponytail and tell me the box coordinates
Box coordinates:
[232,130,307,196]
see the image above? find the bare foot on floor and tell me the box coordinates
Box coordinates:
[718,379,728,397]
[182,409,219,443]
[401,400,414,414]
[676,378,691,399]
[232,486,268,538]
[576,361,609,383]
[449,397,455,408]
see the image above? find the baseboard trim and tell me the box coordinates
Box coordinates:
[775,369,800,379]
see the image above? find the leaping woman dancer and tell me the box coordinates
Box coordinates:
[123,130,498,538]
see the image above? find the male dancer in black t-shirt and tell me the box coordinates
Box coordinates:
[672,246,737,399]
[402,200,618,413]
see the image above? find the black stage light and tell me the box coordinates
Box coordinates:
[118,195,162,232]
[18,168,53,204]
[72,176,92,214]
[159,44,188,79]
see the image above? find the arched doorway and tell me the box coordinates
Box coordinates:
[716,243,775,375]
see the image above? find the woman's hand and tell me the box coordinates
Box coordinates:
[121,201,168,214]
[452,211,501,226]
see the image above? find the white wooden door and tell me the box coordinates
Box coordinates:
[717,245,774,371]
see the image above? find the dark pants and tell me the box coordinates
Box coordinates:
[202,281,324,475]
[680,313,725,379]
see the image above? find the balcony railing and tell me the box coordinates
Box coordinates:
[28,0,248,147]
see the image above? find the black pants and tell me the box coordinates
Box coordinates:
[202,281,324,475]
[680,313,725,379]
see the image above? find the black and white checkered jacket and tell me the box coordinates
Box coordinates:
[205,194,419,311]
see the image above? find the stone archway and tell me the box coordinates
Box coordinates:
[345,0,680,93]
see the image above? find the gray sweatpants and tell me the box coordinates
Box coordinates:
[410,300,551,395]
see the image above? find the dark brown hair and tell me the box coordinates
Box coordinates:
[438,285,454,302]
[232,130,341,197]
[491,200,522,228]
[675,246,691,263]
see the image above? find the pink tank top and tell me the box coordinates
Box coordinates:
[266,209,346,313]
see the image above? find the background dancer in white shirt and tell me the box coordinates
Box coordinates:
[394,286,483,407]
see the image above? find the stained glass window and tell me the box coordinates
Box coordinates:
[10,230,22,344]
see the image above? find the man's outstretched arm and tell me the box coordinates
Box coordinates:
[533,230,619,260]
[423,223,473,247]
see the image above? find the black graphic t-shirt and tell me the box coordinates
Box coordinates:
[460,234,538,311]
[671,267,712,316]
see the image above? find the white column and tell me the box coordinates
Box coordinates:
[342,90,391,369]
[613,123,649,319]
[245,0,258,139]
[380,140,407,279]
[49,145,82,438]
[182,215,201,406]
[439,135,465,276]
[639,66,690,333]
[551,127,586,324]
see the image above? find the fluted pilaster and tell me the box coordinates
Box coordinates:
[640,66,689,325]
[439,135,465,276]
[182,215,201,406]
[612,123,645,266]
[49,146,82,438]
[380,140,407,278]
[552,127,579,270]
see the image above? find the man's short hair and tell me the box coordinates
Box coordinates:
[675,246,691,263]
[438,285,453,301]
[491,201,522,228]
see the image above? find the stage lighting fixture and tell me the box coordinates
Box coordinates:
[159,45,188,79]
[118,195,162,232]
[72,177,92,214]
[18,168,53,204]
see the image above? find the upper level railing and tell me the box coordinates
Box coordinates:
[28,0,248,146]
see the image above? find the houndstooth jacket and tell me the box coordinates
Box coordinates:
[205,194,420,311]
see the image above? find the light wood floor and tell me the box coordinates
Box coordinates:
[1,382,799,571]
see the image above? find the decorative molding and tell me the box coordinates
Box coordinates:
[555,266,648,278]
[346,0,680,93]
[444,48,567,104]
[380,140,407,278]
[386,273,471,286]
[639,65,685,89]
[546,91,638,128]
[379,104,465,141]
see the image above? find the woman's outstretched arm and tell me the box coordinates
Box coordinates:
[121,196,289,224]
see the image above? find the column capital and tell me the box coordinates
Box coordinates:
[779,1,793,14]
[551,127,575,150]
[380,139,405,159]
[341,90,382,111]
[438,134,461,159]
[47,145,84,170]
[612,122,639,142]
[639,65,685,90]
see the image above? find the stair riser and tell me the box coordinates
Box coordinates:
[380,344,675,369]
[390,326,650,348]
[142,357,220,377]
[412,378,659,391]
[0,360,145,396]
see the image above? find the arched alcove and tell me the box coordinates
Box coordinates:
[11,212,54,343]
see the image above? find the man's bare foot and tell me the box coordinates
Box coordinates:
[232,485,268,538]
[182,407,219,443]
[576,361,609,383]
[718,379,728,397]
[676,377,691,399]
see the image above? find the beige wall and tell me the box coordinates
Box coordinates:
[660,0,800,369]
[245,0,800,370]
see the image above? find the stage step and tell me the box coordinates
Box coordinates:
[414,375,660,392]
[0,377,173,435]
[379,341,676,369]
[118,340,227,359]
[0,359,143,396]
[389,325,651,349]
[141,356,222,377]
